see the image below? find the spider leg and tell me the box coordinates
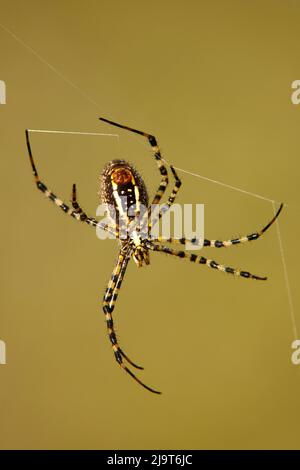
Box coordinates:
[71,183,119,239]
[71,183,85,215]
[26,129,99,228]
[98,117,183,234]
[146,242,267,280]
[104,249,143,369]
[152,203,284,247]
[149,165,182,232]
[99,117,169,204]
[72,183,120,239]
[162,165,182,209]
[70,182,101,228]
[103,247,161,394]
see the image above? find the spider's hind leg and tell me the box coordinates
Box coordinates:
[103,248,161,394]
[103,304,161,394]
[103,251,144,370]
[147,242,267,280]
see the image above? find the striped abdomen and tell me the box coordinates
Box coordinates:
[99,159,148,219]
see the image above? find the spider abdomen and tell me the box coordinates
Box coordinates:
[99,159,148,219]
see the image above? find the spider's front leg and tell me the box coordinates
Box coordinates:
[102,246,161,394]
[149,165,182,233]
[99,117,183,234]
[99,117,169,203]
[26,130,98,227]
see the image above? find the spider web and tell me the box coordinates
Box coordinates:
[1,21,298,344]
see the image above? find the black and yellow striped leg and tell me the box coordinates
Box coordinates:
[70,183,117,236]
[71,183,84,215]
[146,242,267,280]
[98,118,184,232]
[103,249,161,394]
[154,203,284,248]
[99,117,170,230]
[149,165,182,231]
[70,183,94,222]
[199,203,283,248]
[164,165,182,208]
[103,249,131,315]
[99,117,169,201]
[26,129,99,227]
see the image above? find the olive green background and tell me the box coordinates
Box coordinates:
[0,0,299,450]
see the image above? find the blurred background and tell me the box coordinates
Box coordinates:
[0,0,299,450]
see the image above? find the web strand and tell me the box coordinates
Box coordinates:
[27,129,119,138]
[0,22,101,109]
[272,202,298,340]
[163,158,284,206]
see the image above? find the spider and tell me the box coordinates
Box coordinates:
[26,117,283,394]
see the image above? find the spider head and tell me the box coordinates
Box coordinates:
[132,245,150,268]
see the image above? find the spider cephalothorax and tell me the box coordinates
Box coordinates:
[26,116,283,395]
[131,244,150,267]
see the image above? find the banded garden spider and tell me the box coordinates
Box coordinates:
[26,117,283,394]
